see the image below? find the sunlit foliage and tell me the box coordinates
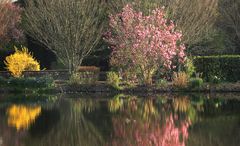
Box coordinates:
[4,46,40,77]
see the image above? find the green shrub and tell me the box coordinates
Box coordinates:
[107,71,120,89]
[69,72,98,85]
[184,57,196,77]
[189,78,203,88]
[156,78,168,87]
[7,76,54,88]
[194,55,240,82]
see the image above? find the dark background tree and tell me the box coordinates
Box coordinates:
[0,0,237,71]
[22,0,107,73]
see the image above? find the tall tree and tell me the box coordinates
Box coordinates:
[108,0,219,47]
[23,0,106,73]
[0,0,23,48]
[220,0,240,45]
[105,4,186,85]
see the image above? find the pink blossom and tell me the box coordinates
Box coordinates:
[0,2,23,47]
[105,4,186,84]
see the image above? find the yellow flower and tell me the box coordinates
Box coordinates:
[4,46,40,77]
[7,105,41,130]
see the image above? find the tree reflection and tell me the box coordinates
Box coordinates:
[173,96,191,113]
[107,95,191,146]
[25,98,104,146]
[108,95,124,113]
[0,94,238,146]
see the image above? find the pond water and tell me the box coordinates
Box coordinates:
[0,93,240,146]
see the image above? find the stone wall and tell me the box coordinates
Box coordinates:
[0,70,107,81]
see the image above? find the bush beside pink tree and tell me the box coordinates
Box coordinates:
[105,4,186,85]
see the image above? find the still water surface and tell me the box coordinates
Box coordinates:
[0,94,239,146]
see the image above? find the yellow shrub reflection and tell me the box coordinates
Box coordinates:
[7,105,41,130]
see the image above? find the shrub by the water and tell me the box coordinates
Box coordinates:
[156,78,168,88]
[194,55,240,82]
[173,72,189,88]
[184,57,196,77]
[69,72,98,85]
[7,76,54,88]
[189,78,203,88]
[107,71,120,89]
[4,46,40,77]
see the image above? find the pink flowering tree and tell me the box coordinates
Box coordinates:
[105,4,186,85]
[0,0,23,48]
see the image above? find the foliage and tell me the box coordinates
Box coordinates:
[69,66,100,84]
[105,4,186,85]
[6,76,54,88]
[183,57,196,77]
[23,0,107,73]
[156,78,168,87]
[193,55,240,82]
[69,72,98,85]
[107,71,121,89]
[210,76,222,84]
[108,0,218,47]
[0,0,23,48]
[173,72,189,88]
[220,0,240,45]
[4,46,40,77]
[189,78,204,88]
[7,104,41,130]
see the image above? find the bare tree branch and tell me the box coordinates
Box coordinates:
[108,0,219,47]
[220,0,240,42]
[23,0,106,73]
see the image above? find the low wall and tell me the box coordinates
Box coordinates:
[0,70,107,81]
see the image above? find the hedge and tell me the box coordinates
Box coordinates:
[0,76,54,88]
[193,55,240,82]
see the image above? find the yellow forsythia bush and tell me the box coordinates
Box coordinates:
[4,46,40,77]
[7,105,41,130]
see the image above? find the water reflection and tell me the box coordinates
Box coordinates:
[0,94,239,146]
[7,105,41,131]
[173,96,191,113]
[108,95,124,113]
[107,95,191,146]
[24,99,105,146]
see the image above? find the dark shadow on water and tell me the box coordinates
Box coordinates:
[29,108,60,137]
